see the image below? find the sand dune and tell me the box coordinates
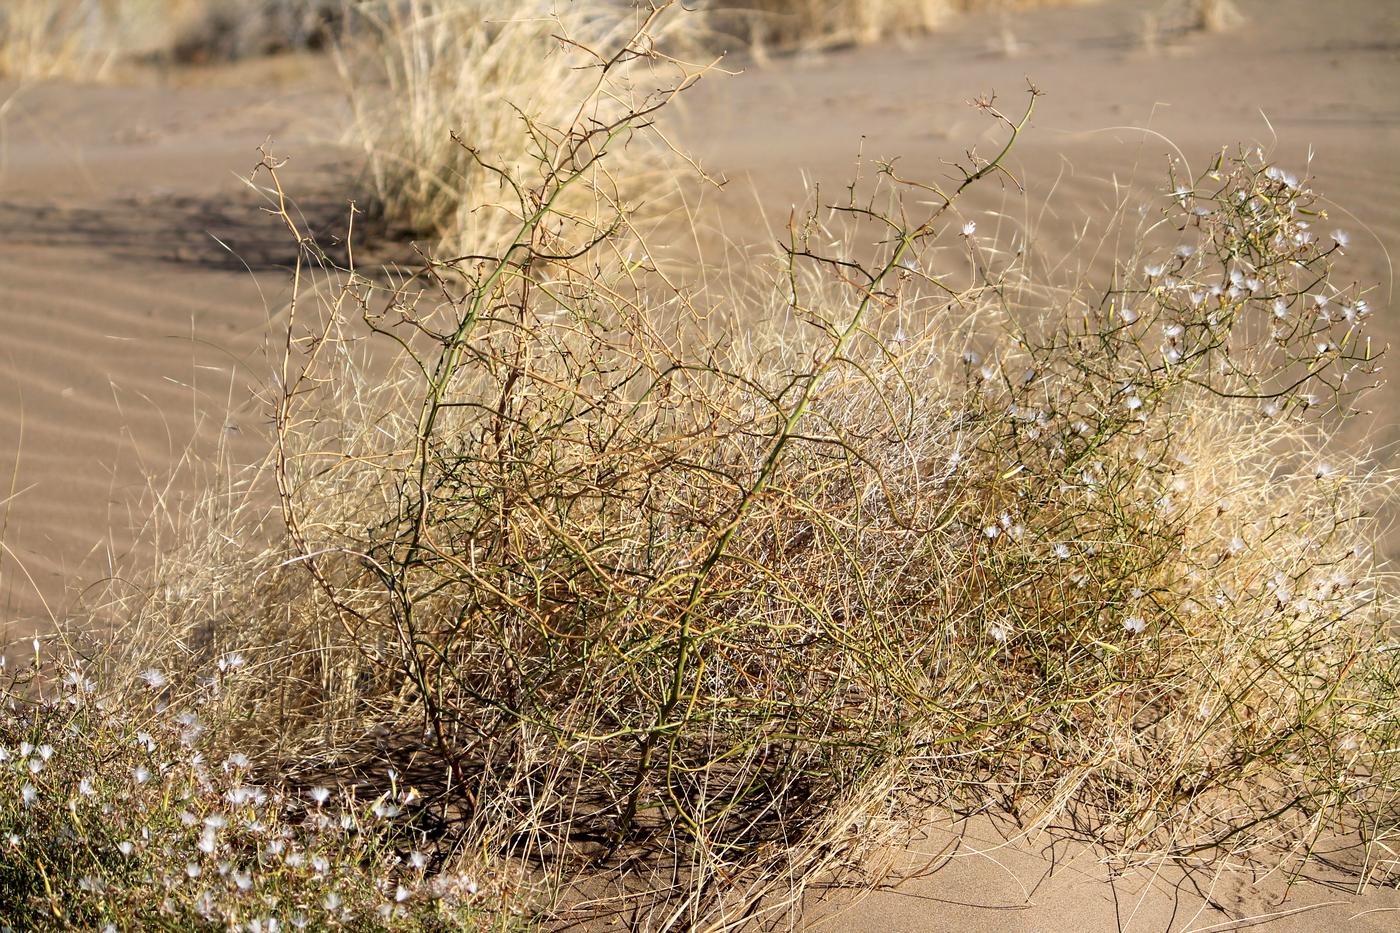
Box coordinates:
[0,72,343,633]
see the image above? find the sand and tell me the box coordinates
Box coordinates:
[1,0,1397,927]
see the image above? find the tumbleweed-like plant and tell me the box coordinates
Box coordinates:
[61,8,1398,929]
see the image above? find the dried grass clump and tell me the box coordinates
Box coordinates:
[1142,0,1245,51]
[0,0,343,80]
[0,0,114,80]
[338,0,695,258]
[168,0,345,65]
[709,0,1099,53]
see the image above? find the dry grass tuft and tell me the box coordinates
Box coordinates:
[337,0,695,257]
[0,0,115,80]
[708,0,1101,53]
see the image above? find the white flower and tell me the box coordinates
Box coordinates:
[1313,462,1337,480]
[21,783,37,806]
[1052,543,1071,560]
[961,220,976,237]
[140,669,168,690]
[1175,244,1196,258]
[78,777,95,797]
[1124,395,1143,411]
[132,766,151,785]
[1144,262,1165,277]
[308,786,331,806]
[982,525,1000,539]
[217,652,247,672]
[1119,306,1138,324]
[226,785,257,807]
[1331,229,1349,249]
[988,622,1010,643]
[323,892,342,911]
[1123,616,1147,635]
[117,841,135,857]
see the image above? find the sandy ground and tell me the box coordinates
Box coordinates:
[1,0,1397,928]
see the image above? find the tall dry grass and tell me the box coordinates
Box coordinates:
[0,0,116,80]
[337,0,696,258]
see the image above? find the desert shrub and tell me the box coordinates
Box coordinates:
[0,647,509,930]
[18,4,1391,925]
[86,50,1399,928]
